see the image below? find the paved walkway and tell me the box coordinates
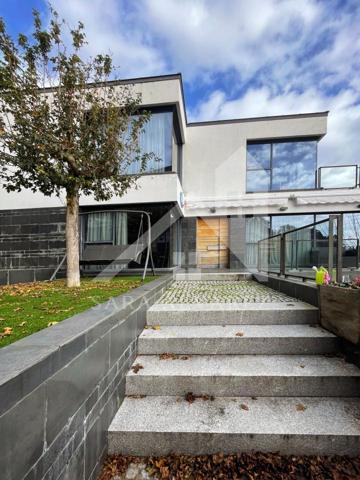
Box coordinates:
[158,280,299,304]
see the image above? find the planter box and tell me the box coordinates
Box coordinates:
[319,285,360,345]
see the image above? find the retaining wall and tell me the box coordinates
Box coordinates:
[0,274,173,480]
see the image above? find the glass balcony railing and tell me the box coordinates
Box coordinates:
[317,165,359,189]
[257,215,360,282]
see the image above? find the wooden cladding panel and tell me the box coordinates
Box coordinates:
[196,217,229,268]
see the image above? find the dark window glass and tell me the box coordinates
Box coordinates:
[126,111,173,174]
[272,141,317,190]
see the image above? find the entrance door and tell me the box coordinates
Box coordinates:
[196,217,229,268]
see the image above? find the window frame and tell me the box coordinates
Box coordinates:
[125,105,182,177]
[246,137,319,193]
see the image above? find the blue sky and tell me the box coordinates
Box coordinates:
[1,0,360,167]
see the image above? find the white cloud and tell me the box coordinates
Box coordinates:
[190,86,360,166]
[46,0,360,167]
[50,0,166,77]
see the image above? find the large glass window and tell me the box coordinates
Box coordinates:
[86,212,128,245]
[126,111,173,174]
[246,139,317,192]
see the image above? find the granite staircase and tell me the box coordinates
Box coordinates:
[108,280,360,457]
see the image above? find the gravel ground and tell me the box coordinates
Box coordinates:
[98,453,360,480]
[158,280,299,304]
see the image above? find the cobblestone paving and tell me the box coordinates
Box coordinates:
[158,280,299,304]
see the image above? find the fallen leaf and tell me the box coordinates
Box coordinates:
[185,392,196,403]
[131,363,144,374]
[152,325,161,330]
[251,396,258,400]
[160,353,178,360]
[296,403,307,412]
[235,332,244,337]
[201,395,215,401]
[3,327,12,335]
[18,321,27,327]
[47,321,58,327]
[185,391,215,404]
[240,403,249,411]
[299,364,305,369]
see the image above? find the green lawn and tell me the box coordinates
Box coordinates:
[0,276,156,348]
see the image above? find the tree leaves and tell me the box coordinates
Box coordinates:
[131,363,144,374]
[99,453,360,480]
[185,392,215,403]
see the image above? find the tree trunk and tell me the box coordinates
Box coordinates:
[66,191,80,287]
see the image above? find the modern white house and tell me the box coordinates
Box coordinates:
[0,73,359,283]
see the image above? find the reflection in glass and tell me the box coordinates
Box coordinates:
[271,214,314,235]
[319,166,357,188]
[246,170,271,192]
[247,144,271,170]
[272,141,317,190]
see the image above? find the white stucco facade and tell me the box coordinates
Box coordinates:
[0,73,359,217]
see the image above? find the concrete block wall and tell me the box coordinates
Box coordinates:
[0,275,173,480]
[0,208,66,284]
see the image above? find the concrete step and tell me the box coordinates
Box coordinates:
[175,272,252,281]
[147,302,318,325]
[108,395,360,456]
[139,324,338,355]
[126,354,360,397]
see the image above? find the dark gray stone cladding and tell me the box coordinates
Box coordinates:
[0,274,173,480]
[181,217,196,268]
[229,215,247,270]
[0,207,66,284]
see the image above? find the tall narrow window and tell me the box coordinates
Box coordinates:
[246,144,271,192]
[126,111,173,174]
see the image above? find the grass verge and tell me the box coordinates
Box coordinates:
[0,276,157,347]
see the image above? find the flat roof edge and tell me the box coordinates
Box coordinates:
[39,73,183,93]
[187,111,329,127]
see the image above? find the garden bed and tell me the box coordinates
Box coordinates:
[319,284,360,345]
[98,452,360,480]
[0,276,156,347]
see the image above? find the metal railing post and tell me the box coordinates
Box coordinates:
[328,215,335,275]
[280,234,286,276]
[336,214,343,283]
